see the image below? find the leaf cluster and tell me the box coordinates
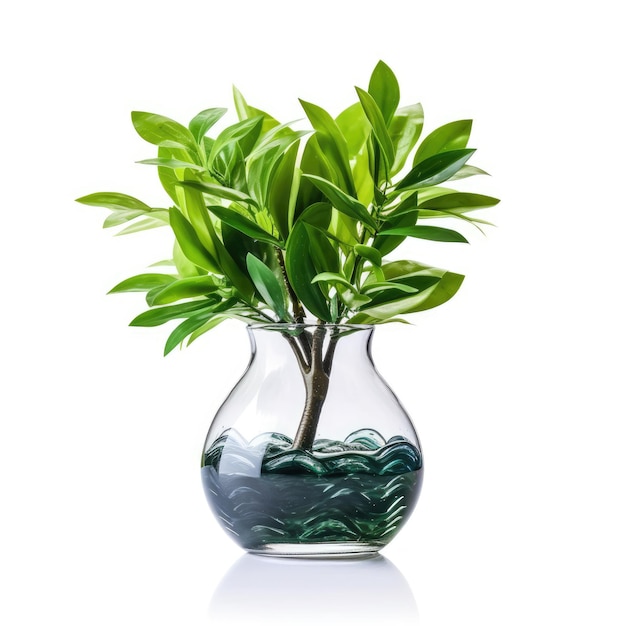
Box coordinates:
[77,61,499,354]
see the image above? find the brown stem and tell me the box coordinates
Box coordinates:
[292,324,331,450]
[323,328,340,376]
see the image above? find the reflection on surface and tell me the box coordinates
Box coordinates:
[209,553,419,625]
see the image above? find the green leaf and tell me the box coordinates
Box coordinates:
[306,224,341,275]
[164,310,217,355]
[169,207,219,272]
[296,202,333,230]
[362,274,440,308]
[417,210,495,233]
[335,102,370,157]
[411,270,464,312]
[156,147,182,204]
[75,192,152,212]
[394,149,476,191]
[450,164,490,180]
[355,86,395,172]
[130,300,217,327]
[380,260,434,279]
[147,276,221,305]
[294,135,334,218]
[209,116,264,162]
[109,274,176,293]
[174,173,256,304]
[379,225,469,243]
[253,122,308,155]
[179,180,257,206]
[302,174,376,230]
[337,290,372,310]
[373,219,417,255]
[131,111,197,153]
[114,214,170,235]
[373,193,418,256]
[413,120,472,165]
[220,221,267,276]
[163,299,252,351]
[103,209,147,227]
[382,190,420,219]
[246,254,287,320]
[266,140,300,240]
[187,314,228,345]
[136,157,205,171]
[212,140,248,192]
[350,269,464,322]
[299,99,355,195]
[173,240,202,278]
[418,192,500,212]
[189,107,227,144]
[175,173,223,261]
[311,273,370,310]
[352,144,375,206]
[367,60,400,125]
[389,274,442,291]
[232,86,281,133]
[389,104,424,176]
[284,222,332,321]
[247,133,303,209]
[246,143,282,205]
[206,205,281,246]
[353,244,382,267]
[361,281,419,295]
[311,271,359,294]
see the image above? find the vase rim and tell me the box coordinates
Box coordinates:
[247,322,374,332]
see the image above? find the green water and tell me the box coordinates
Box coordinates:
[202,429,423,551]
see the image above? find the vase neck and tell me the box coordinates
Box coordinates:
[247,324,374,368]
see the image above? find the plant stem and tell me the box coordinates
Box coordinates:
[249,305,277,323]
[292,323,330,450]
[338,197,384,320]
[275,247,305,323]
[292,323,338,450]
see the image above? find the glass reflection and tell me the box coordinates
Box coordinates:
[209,553,419,625]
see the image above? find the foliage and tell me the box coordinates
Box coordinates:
[77,62,499,355]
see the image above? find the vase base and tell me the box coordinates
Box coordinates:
[248,542,384,559]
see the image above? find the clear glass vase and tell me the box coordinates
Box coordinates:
[201,323,423,557]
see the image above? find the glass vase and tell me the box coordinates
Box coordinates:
[201,323,423,557]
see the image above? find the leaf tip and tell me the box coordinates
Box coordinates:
[163,342,177,357]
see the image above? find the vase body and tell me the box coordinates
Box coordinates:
[201,323,423,557]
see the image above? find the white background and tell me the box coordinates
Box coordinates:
[1,1,625,624]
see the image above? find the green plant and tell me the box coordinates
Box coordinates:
[77,61,498,449]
